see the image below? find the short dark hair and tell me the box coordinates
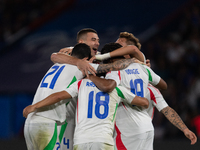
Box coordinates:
[101,42,124,64]
[77,28,97,42]
[101,42,122,54]
[71,43,91,60]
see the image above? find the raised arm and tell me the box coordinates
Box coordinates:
[161,106,197,145]
[95,45,145,62]
[23,91,72,118]
[110,45,145,62]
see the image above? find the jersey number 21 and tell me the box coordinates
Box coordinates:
[40,65,65,89]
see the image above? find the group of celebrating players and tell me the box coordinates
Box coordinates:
[23,28,197,150]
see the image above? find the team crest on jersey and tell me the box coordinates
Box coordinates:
[125,69,140,75]
[86,81,96,87]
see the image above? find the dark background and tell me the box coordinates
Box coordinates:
[0,0,200,149]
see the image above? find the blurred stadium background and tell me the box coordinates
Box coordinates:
[0,0,200,149]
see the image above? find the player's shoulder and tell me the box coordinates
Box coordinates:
[139,64,152,73]
[148,84,161,95]
[122,62,141,70]
[128,63,148,72]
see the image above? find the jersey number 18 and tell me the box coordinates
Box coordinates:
[87,91,109,119]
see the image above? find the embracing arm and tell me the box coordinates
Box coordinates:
[110,45,145,62]
[95,45,145,62]
[59,47,73,55]
[51,54,136,77]
[161,106,197,145]
[51,53,96,77]
[51,53,78,64]
[23,91,72,118]
[88,58,137,93]
[154,78,167,90]
[88,75,116,93]
[131,96,149,108]
[96,58,135,74]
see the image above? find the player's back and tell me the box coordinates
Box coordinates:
[119,63,149,97]
[32,63,83,123]
[74,79,124,146]
[106,63,154,136]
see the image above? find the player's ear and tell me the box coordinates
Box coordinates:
[82,57,88,61]
[79,39,84,43]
